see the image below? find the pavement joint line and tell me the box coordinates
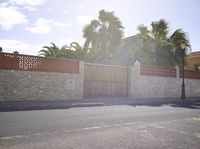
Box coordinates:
[83,126,105,130]
[148,124,165,129]
[33,133,42,136]
[124,122,137,125]
[191,118,200,121]
[72,102,105,106]
[166,128,177,132]
[80,122,143,131]
[0,135,26,140]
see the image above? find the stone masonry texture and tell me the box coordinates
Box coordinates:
[129,63,200,99]
[0,60,200,101]
[0,61,84,101]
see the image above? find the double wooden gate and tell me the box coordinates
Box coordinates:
[84,63,128,98]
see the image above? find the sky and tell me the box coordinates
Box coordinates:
[0,0,199,55]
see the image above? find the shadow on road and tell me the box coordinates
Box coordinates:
[0,101,71,112]
[0,98,200,112]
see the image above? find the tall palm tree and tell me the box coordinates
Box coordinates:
[169,29,190,66]
[137,25,149,39]
[150,19,175,66]
[133,25,154,64]
[98,9,124,59]
[82,20,100,54]
[134,19,190,67]
[151,19,169,41]
[82,9,124,61]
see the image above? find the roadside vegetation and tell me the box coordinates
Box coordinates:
[39,9,190,67]
[135,19,190,67]
[39,9,123,62]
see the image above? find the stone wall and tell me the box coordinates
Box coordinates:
[0,60,199,101]
[0,61,84,101]
[129,62,200,99]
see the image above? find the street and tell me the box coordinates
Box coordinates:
[0,103,200,149]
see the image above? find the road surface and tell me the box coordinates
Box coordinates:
[0,104,200,149]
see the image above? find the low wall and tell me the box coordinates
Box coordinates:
[129,62,200,99]
[0,52,200,101]
[0,61,84,101]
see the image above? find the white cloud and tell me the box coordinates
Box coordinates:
[0,6,27,30]
[26,18,69,34]
[46,7,53,12]
[0,39,31,54]
[5,0,48,7]
[54,22,68,27]
[0,2,8,7]
[26,18,53,34]
[77,15,94,25]
[77,4,84,9]
[0,39,43,55]
[24,6,37,12]
[0,0,48,12]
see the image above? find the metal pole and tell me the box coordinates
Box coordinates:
[181,50,186,99]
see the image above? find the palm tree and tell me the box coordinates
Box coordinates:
[39,42,68,58]
[150,19,176,66]
[134,19,190,67]
[169,29,190,66]
[82,20,100,54]
[82,9,124,61]
[137,25,149,39]
[170,29,190,99]
[151,19,169,41]
[98,9,124,59]
[39,42,92,60]
[69,42,85,60]
[133,25,154,64]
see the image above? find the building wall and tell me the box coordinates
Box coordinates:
[187,51,200,70]
[0,61,84,101]
[129,62,200,99]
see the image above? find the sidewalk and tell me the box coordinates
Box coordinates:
[0,97,199,112]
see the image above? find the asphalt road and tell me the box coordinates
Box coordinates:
[0,104,200,149]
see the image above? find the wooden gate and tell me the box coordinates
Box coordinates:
[84,63,128,98]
